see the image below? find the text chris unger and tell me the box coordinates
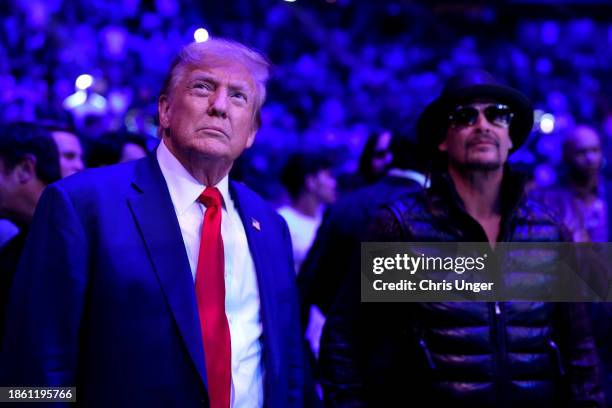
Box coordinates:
[372,279,494,293]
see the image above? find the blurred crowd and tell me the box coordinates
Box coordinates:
[2,1,612,201]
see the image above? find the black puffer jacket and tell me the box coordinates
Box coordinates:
[320,171,605,408]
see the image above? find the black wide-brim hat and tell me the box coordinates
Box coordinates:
[417,69,534,154]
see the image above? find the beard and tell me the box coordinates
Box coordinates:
[463,157,503,171]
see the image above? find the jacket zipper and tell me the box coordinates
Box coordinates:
[419,338,436,370]
[491,301,508,407]
[548,339,566,377]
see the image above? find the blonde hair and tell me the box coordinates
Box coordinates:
[160,38,271,129]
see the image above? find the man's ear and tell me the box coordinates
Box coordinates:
[245,127,257,149]
[245,109,261,149]
[15,155,37,184]
[158,95,171,130]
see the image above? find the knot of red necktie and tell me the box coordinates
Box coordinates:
[199,186,223,209]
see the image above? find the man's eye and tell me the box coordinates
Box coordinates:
[194,82,212,91]
[232,92,247,101]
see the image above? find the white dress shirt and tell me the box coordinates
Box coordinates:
[277,205,322,273]
[157,140,263,408]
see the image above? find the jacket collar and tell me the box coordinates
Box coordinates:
[427,166,527,217]
[426,166,529,242]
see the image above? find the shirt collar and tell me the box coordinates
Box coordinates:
[157,139,230,215]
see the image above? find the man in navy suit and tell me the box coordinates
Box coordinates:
[1,38,304,407]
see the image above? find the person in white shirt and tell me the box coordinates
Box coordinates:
[277,152,337,273]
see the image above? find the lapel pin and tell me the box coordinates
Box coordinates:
[251,218,261,231]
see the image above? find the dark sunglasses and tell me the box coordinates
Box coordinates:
[448,104,514,128]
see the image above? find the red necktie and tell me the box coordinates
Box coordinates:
[196,187,231,408]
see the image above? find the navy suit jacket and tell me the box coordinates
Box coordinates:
[1,154,304,407]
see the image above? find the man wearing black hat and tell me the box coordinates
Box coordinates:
[319,69,605,407]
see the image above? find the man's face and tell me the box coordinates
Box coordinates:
[566,127,602,178]
[310,169,337,204]
[52,131,84,178]
[439,101,514,171]
[159,59,258,169]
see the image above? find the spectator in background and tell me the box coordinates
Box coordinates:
[533,124,612,405]
[0,121,83,264]
[87,130,151,168]
[0,122,61,341]
[299,133,426,329]
[351,130,393,189]
[278,151,337,408]
[297,132,427,404]
[535,125,610,243]
[278,152,337,273]
[46,124,85,178]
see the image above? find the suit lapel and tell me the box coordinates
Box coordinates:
[230,182,282,385]
[127,155,208,388]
